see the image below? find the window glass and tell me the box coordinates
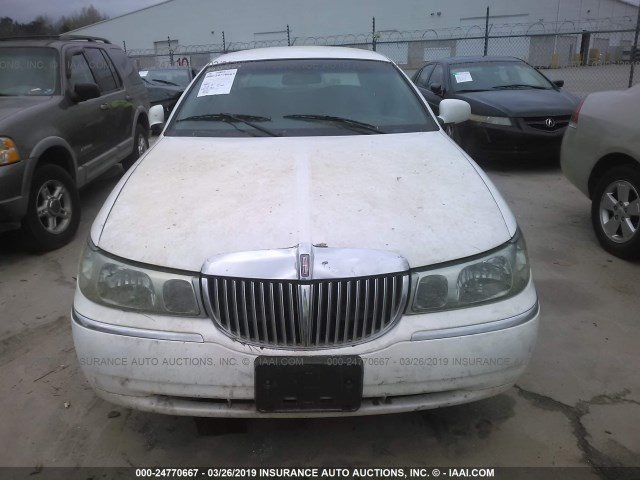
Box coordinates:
[0,47,59,96]
[84,48,118,92]
[428,64,444,87]
[449,61,553,92]
[166,58,438,137]
[108,48,143,86]
[415,64,435,87]
[70,53,95,86]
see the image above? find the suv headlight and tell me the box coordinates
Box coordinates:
[408,233,530,313]
[78,242,200,316]
[0,137,21,166]
[468,113,512,126]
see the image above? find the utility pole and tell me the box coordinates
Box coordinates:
[629,4,640,87]
[372,17,377,52]
[484,7,490,56]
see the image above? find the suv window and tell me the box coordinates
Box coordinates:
[108,48,143,86]
[70,52,95,86]
[0,47,59,96]
[84,48,120,92]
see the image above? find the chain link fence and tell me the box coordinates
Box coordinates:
[126,17,640,96]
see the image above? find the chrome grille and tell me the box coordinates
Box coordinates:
[203,273,409,348]
[524,115,571,132]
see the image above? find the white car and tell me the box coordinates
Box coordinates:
[73,46,539,417]
[561,83,640,259]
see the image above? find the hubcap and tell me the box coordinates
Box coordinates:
[599,180,640,244]
[137,135,147,156]
[36,180,72,234]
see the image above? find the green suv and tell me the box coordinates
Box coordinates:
[0,35,151,250]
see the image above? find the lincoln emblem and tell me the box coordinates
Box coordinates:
[300,254,310,277]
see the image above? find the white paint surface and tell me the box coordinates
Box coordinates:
[96,132,513,271]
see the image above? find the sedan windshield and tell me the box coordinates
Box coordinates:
[166,58,437,137]
[0,47,59,96]
[450,61,553,93]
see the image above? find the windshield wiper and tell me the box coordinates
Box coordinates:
[492,84,547,90]
[176,113,278,137]
[149,78,180,86]
[456,88,489,93]
[283,114,384,134]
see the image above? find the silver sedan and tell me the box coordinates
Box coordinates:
[561,83,640,259]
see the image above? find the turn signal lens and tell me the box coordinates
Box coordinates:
[0,137,21,166]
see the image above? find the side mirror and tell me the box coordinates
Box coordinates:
[437,99,471,125]
[553,80,565,88]
[149,104,165,132]
[429,83,443,95]
[73,83,100,102]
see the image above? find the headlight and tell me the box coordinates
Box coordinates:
[408,233,530,313]
[0,137,21,166]
[468,113,512,126]
[78,242,200,315]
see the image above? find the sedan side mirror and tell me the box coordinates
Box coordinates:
[429,83,443,95]
[437,99,471,125]
[553,80,565,88]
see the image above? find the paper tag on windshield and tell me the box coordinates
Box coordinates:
[197,69,237,96]
[139,71,148,77]
[454,71,473,83]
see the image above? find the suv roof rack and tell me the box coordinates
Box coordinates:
[59,34,112,44]
[0,34,111,44]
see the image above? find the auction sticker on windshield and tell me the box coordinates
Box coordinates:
[453,71,473,83]
[197,69,238,96]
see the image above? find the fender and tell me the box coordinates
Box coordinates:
[23,136,79,196]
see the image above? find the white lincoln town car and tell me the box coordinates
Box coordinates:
[72,46,539,417]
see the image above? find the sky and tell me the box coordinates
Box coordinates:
[2,0,166,23]
[3,0,639,24]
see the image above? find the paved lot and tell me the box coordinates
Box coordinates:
[0,150,639,477]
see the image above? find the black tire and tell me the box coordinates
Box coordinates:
[21,164,80,251]
[122,123,149,171]
[590,164,640,259]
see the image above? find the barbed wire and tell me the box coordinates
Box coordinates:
[126,16,638,58]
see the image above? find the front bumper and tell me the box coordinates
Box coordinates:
[0,160,28,227]
[459,120,566,161]
[71,280,539,417]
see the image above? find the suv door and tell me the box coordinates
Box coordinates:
[64,50,112,175]
[83,47,131,152]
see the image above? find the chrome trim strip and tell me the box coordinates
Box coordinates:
[410,301,540,342]
[72,310,204,343]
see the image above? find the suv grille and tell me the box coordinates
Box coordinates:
[524,115,571,132]
[203,273,409,348]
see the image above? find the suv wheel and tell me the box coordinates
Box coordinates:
[22,164,80,251]
[591,164,640,259]
[122,124,149,171]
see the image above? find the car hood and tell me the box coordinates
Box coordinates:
[455,89,578,117]
[0,96,54,123]
[94,132,515,271]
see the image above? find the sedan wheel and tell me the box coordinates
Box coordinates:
[591,165,640,259]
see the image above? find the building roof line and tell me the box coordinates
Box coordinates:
[70,0,179,32]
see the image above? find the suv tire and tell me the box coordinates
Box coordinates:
[122,124,149,171]
[21,164,80,251]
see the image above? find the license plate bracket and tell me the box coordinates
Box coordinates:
[254,356,363,413]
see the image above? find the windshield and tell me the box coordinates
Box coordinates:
[165,58,438,137]
[449,61,553,92]
[139,68,191,87]
[0,47,59,96]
